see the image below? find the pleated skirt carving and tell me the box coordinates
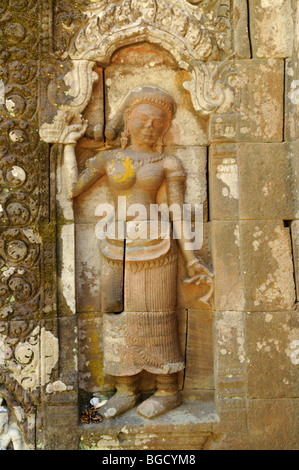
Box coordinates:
[102,238,185,376]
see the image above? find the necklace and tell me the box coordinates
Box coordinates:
[113,151,164,167]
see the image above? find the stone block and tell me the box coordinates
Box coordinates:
[184,309,214,391]
[57,222,76,317]
[214,311,247,399]
[211,221,245,311]
[209,143,239,220]
[285,58,299,141]
[211,221,296,312]
[209,114,240,143]
[210,60,284,143]
[210,142,298,221]
[42,317,78,405]
[38,405,79,450]
[79,401,218,450]
[241,222,295,311]
[247,398,299,450]
[237,59,284,142]
[249,0,294,59]
[245,311,299,399]
[77,311,105,395]
[213,398,250,450]
[233,0,251,59]
[237,143,297,220]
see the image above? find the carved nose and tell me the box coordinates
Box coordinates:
[144,119,154,128]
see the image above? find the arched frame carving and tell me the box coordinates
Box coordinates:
[40,11,237,144]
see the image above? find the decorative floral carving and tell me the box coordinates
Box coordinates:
[0,1,57,433]
[183,59,237,114]
[70,0,229,61]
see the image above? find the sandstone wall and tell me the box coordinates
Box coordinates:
[0,0,297,450]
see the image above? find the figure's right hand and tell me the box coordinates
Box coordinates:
[60,120,88,145]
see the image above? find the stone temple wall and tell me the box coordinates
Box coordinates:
[0,0,298,450]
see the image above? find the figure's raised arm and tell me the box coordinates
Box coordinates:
[72,151,107,198]
[61,120,106,199]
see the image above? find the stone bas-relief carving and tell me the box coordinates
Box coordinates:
[57,0,233,62]
[0,398,24,450]
[62,86,214,419]
[41,0,237,142]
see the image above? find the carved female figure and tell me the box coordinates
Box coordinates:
[0,399,23,450]
[62,86,213,419]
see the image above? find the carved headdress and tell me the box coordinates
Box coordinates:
[105,86,177,147]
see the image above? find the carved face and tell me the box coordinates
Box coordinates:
[127,103,169,148]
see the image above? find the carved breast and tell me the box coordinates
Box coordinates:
[106,152,165,193]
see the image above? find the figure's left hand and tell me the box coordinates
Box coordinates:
[184,259,214,307]
[187,259,214,280]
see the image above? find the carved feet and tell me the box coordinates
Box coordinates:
[97,373,182,421]
[136,392,182,419]
[98,391,182,420]
[98,392,142,420]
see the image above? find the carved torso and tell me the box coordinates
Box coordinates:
[77,148,185,220]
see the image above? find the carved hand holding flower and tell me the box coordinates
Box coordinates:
[187,258,214,280]
[60,119,88,145]
[184,258,214,307]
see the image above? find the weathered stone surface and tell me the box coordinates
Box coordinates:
[37,405,79,450]
[237,59,284,142]
[249,0,294,59]
[212,221,296,312]
[211,222,245,311]
[210,142,299,221]
[247,398,299,450]
[43,317,78,405]
[241,222,295,311]
[79,401,218,450]
[214,397,299,450]
[233,0,251,59]
[213,398,249,450]
[78,312,106,395]
[210,60,285,143]
[75,224,103,313]
[214,311,246,399]
[184,310,214,392]
[237,143,297,219]
[285,58,299,141]
[209,144,239,220]
[246,311,299,399]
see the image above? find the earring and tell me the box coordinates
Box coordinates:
[156,137,165,155]
[121,131,130,149]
